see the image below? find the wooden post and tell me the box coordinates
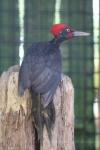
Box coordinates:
[0,65,75,150]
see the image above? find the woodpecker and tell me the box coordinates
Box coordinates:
[18,23,89,107]
[18,23,90,140]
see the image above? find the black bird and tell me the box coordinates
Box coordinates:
[18,23,89,107]
[18,23,89,140]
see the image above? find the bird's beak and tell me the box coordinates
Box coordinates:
[73,31,90,37]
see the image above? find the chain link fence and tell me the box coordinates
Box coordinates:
[0,0,100,149]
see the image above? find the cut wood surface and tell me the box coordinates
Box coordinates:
[0,65,75,150]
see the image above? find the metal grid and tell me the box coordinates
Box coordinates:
[0,0,19,73]
[0,0,100,149]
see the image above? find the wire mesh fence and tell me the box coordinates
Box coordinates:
[0,0,100,149]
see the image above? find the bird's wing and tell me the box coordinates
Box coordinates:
[18,44,61,107]
[32,66,61,93]
[18,53,45,95]
[31,66,61,107]
[41,77,59,107]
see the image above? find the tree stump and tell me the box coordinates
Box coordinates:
[0,65,75,150]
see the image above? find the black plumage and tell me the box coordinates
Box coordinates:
[18,23,90,141]
[18,39,61,107]
[18,39,62,141]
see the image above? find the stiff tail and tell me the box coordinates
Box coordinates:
[30,88,55,143]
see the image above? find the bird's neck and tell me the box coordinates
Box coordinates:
[50,36,66,46]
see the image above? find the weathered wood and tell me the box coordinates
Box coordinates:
[0,65,75,150]
[41,75,75,150]
[0,66,35,150]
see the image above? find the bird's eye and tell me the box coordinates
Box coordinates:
[66,28,71,32]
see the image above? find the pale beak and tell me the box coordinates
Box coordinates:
[73,31,90,37]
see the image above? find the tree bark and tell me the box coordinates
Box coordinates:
[0,65,75,150]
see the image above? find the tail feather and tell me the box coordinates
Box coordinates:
[18,85,24,96]
[42,102,55,140]
[30,87,55,142]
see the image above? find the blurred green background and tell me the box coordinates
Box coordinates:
[0,0,100,149]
